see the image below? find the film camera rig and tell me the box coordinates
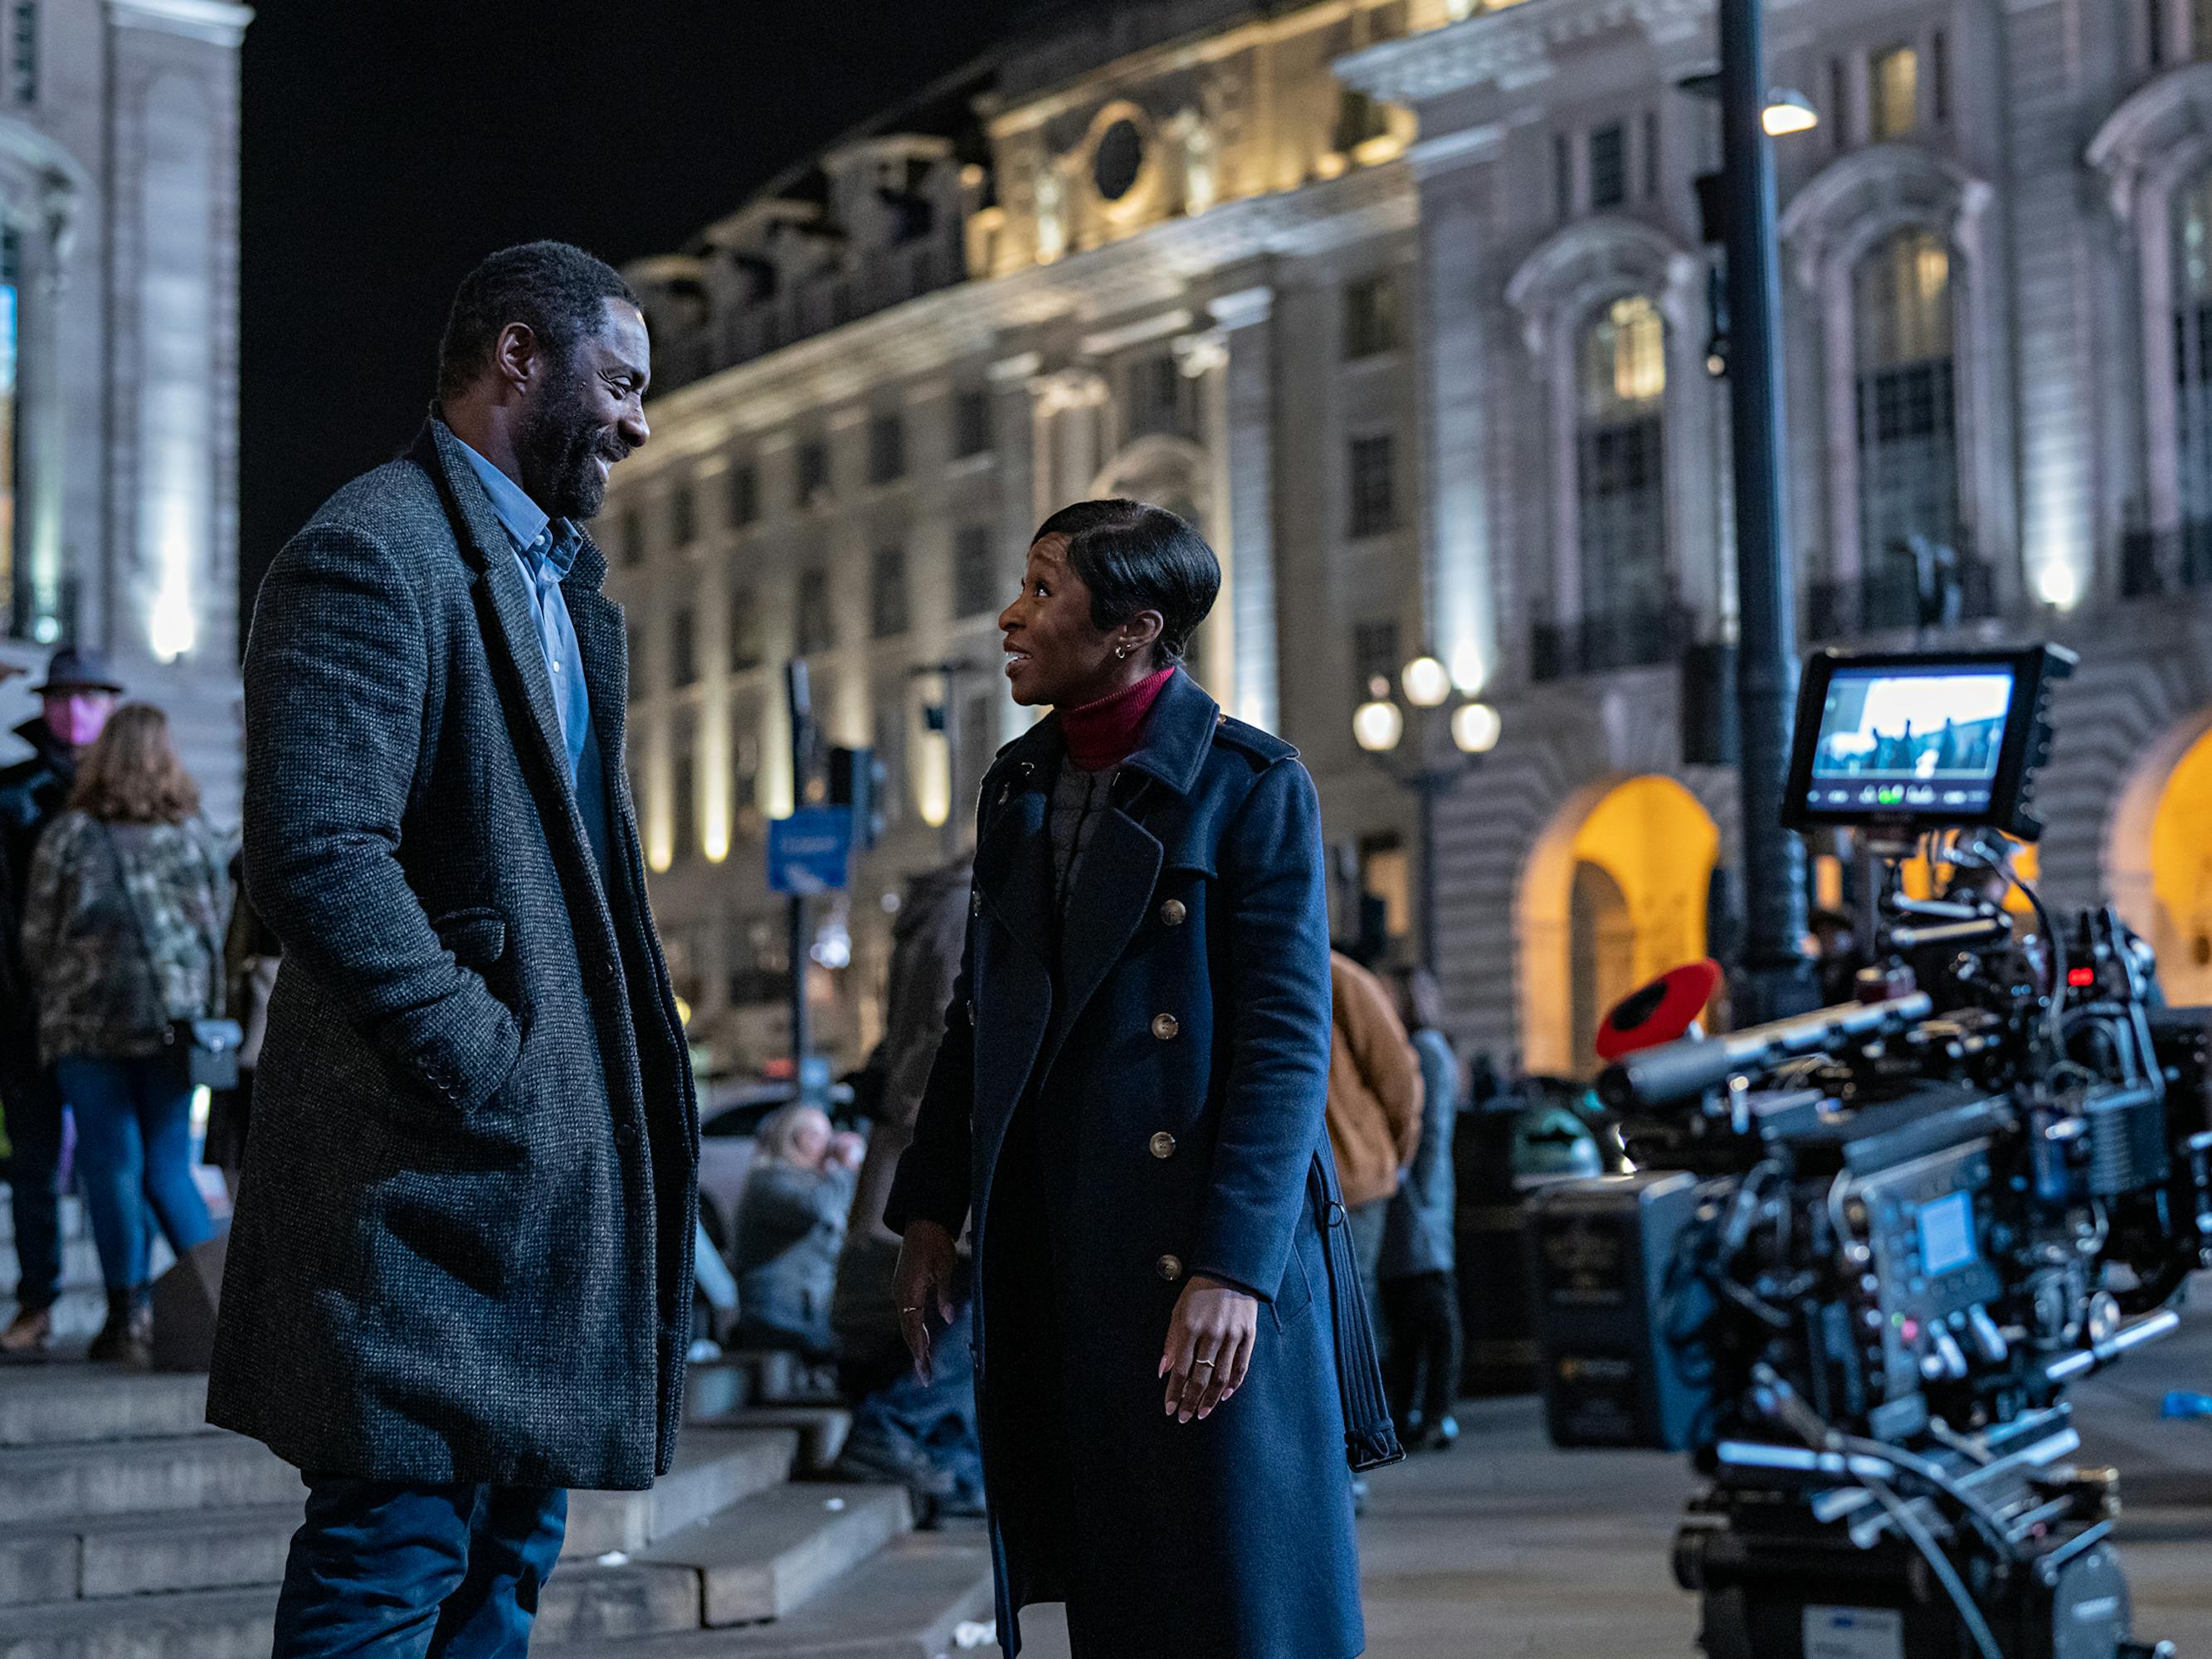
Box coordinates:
[1529,645,2212,1659]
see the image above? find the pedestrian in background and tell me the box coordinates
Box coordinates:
[19,703,226,1366]
[890,501,1375,1659]
[732,1102,852,1358]
[1380,965,1463,1451]
[0,646,124,1358]
[829,854,984,1519]
[207,241,694,1655]
[1327,948,1424,1306]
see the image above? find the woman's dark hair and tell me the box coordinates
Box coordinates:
[436,241,638,402]
[1032,499,1220,665]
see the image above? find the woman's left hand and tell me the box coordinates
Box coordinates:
[1159,1274,1258,1423]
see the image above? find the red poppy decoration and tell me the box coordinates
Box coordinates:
[1596,959,1723,1063]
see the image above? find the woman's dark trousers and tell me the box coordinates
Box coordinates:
[1381,1268,1463,1433]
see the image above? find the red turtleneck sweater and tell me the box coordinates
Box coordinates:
[1061,666,1174,772]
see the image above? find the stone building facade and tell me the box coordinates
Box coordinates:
[616,0,2212,1080]
[0,0,250,826]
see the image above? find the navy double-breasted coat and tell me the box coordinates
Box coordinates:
[886,669,1364,1658]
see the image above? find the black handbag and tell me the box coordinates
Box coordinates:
[100,823,243,1092]
[1308,1144,1406,1472]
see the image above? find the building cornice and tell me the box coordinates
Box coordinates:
[105,0,253,47]
[1337,0,1707,105]
[631,160,1415,469]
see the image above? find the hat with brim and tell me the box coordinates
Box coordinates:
[32,646,124,696]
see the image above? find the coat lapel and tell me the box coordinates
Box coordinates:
[1046,801,1162,1061]
[971,776,1055,1145]
[415,422,574,805]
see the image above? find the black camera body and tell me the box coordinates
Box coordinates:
[1529,645,2212,1659]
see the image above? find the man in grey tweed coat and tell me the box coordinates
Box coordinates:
[208,242,698,1655]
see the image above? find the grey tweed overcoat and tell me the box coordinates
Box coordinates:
[207,419,698,1490]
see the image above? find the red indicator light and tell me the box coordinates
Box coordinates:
[2067,967,2095,988]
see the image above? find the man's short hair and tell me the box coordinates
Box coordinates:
[436,241,639,403]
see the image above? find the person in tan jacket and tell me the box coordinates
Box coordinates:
[1326,950,1424,1297]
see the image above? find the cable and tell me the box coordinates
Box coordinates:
[1859,1470,2005,1659]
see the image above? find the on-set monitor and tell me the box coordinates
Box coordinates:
[1782,645,2074,838]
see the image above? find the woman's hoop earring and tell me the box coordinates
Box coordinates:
[1115,645,1129,659]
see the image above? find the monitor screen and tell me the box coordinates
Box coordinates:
[1801,664,2015,820]
[1916,1189,1979,1278]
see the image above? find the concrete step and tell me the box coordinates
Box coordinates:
[691,1407,852,1475]
[0,1369,214,1447]
[0,1503,295,1607]
[0,1559,705,1659]
[640,1482,909,1627]
[0,1433,297,1527]
[562,1428,796,1559]
[555,1535,995,1659]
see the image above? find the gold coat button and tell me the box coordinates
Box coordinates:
[1157,1253,1184,1282]
[1149,1131,1177,1160]
[1158,898,1186,927]
[1151,1012,1180,1041]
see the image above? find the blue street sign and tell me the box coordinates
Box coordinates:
[767,806,852,894]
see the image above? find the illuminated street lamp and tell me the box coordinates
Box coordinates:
[1352,657,1502,971]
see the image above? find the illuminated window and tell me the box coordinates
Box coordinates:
[1854,228,1960,600]
[1576,295,1669,630]
[1870,46,1918,140]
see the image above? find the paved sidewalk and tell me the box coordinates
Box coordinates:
[1011,1310,2212,1657]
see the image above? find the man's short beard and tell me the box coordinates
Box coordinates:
[517,361,626,520]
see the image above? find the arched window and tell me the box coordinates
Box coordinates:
[2173,169,2212,563]
[1853,227,1959,617]
[1575,294,1669,655]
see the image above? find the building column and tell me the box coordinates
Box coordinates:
[1410,129,1503,693]
[1208,285,1277,730]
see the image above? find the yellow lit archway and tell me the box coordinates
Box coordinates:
[1518,776,1720,1078]
[2112,722,2212,1006]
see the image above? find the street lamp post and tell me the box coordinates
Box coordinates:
[1352,655,1501,971]
[1716,0,1818,1021]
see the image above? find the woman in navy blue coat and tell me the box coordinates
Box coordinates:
[887,501,1364,1657]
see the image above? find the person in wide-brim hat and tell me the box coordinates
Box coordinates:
[32,646,124,697]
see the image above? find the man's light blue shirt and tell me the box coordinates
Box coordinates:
[453,435,613,885]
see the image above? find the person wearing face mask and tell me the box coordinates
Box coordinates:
[0,646,124,1358]
[889,501,1377,1658]
[207,242,696,1655]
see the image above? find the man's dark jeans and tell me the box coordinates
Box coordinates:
[271,1477,566,1658]
[2,1068,63,1315]
[838,1301,984,1511]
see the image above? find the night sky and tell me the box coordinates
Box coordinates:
[239,0,1018,610]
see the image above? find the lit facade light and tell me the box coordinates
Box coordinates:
[1449,641,1486,695]
[1401,654,1450,708]
[2034,562,2082,611]
[1353,698,1405,754]
[1452,701,1503,756]
[1761,90,1819,135]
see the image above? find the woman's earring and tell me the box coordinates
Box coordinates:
[1115,645,1129,659]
